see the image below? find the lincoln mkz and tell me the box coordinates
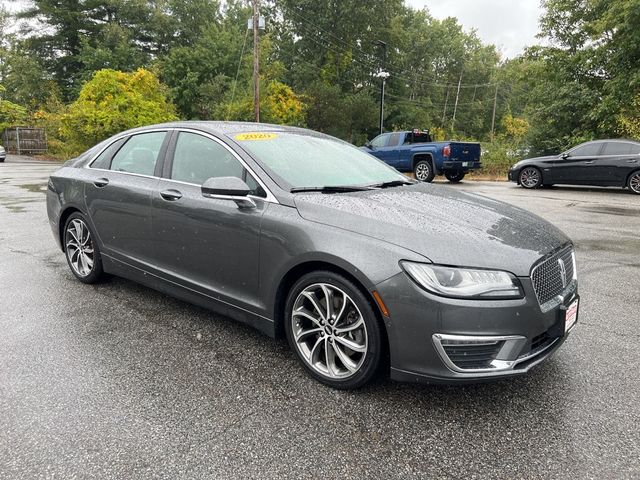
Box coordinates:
[47,122,579,389]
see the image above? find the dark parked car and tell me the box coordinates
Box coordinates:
[47,122,579,389]
[509,139,640,194]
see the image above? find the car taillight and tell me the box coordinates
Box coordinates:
[443,145,451,158]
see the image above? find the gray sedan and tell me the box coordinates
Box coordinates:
[46,122,579,389]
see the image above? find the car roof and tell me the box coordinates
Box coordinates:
[120,121,316,138]
[580,139,640,145]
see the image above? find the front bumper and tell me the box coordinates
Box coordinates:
[508,168,518,183]
[376,272,577,384]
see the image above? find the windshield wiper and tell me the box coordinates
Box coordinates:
[290,185,375,193]
[369,179,417,189]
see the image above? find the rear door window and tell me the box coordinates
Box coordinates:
[110,132,166,176]
[91,138,126,169]
[388,133,403,147]
[602,142,639,156]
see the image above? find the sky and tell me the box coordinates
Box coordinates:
[406,0,544,58]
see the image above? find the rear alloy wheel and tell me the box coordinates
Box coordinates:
[444,170,466,183]
[414,159,435,183]
[628,171,640,194]
[285,272,383,389]
[64,213,104,283]
[519,167,542,189]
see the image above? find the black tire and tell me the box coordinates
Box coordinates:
[284,271,384,390]
[414,158,435,183]
[444,170,466,183]
[63,212,105,284]
[519,166,543,189]
[627,170,640,194]
[0,158,5,163]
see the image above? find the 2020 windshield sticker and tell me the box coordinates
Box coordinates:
[235,132,278,141]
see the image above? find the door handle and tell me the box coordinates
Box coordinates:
[160,189,183,201]
[583,161,595,164]
[627,159,637,163]
[93,178,109,187]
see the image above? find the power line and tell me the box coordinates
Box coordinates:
[281,7,498,90]
[226,28,249,121]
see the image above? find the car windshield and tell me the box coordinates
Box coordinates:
[232,131,408,189]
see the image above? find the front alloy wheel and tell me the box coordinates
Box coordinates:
[285,272,383,389]
[64,213,104,283]
[628,171,640,194]
[519,167,542,189]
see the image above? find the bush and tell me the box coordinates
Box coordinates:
[0,85,29,132]
[60,68,178,154]
[476,141,531,178]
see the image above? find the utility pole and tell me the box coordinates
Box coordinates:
[451,72,463,132]
[491,84,498,141]
[252,0,260,122]
[374,40,388,135]
[441,88,450,125]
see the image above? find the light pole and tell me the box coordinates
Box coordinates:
[375,70,390,135]
[373,40,388,135]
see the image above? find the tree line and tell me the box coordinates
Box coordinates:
[0,0,638,165]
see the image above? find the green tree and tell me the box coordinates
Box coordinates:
[220,80,306,125]
[61,68,177,150]
[0,85,29,132]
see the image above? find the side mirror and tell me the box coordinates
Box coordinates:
[201,176,256,209]
[562,153,570,159]
[365,141,373,149]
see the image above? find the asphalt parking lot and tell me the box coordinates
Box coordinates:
[1,155,639,479]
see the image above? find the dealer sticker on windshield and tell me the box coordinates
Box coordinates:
[235,132,278,141]
[565,298,578,333]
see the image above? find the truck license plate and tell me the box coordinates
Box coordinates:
[462,162,470,167]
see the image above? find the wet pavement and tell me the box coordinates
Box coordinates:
[1,155,639,479]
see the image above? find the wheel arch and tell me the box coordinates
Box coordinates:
[411,152,434,171]
[273,260,388,344]
[625,168,640,190]
[58,206,84,251]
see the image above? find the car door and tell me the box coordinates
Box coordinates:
[150,130,268,310]
[547,142,604,184]
[382,132,403,168]
[84,130,169,267]
[595,141,640,186]
[367,134,392,162]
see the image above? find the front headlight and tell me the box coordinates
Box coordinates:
[401,262,523,299]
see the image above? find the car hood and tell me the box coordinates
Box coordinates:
[293,183,570,277]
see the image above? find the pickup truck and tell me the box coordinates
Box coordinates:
[361,130,482,183]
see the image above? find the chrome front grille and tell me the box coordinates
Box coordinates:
[531,246,576,311]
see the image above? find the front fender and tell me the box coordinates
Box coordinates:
[258,203,428,320]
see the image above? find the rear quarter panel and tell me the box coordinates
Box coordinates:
[47,167,92,246]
